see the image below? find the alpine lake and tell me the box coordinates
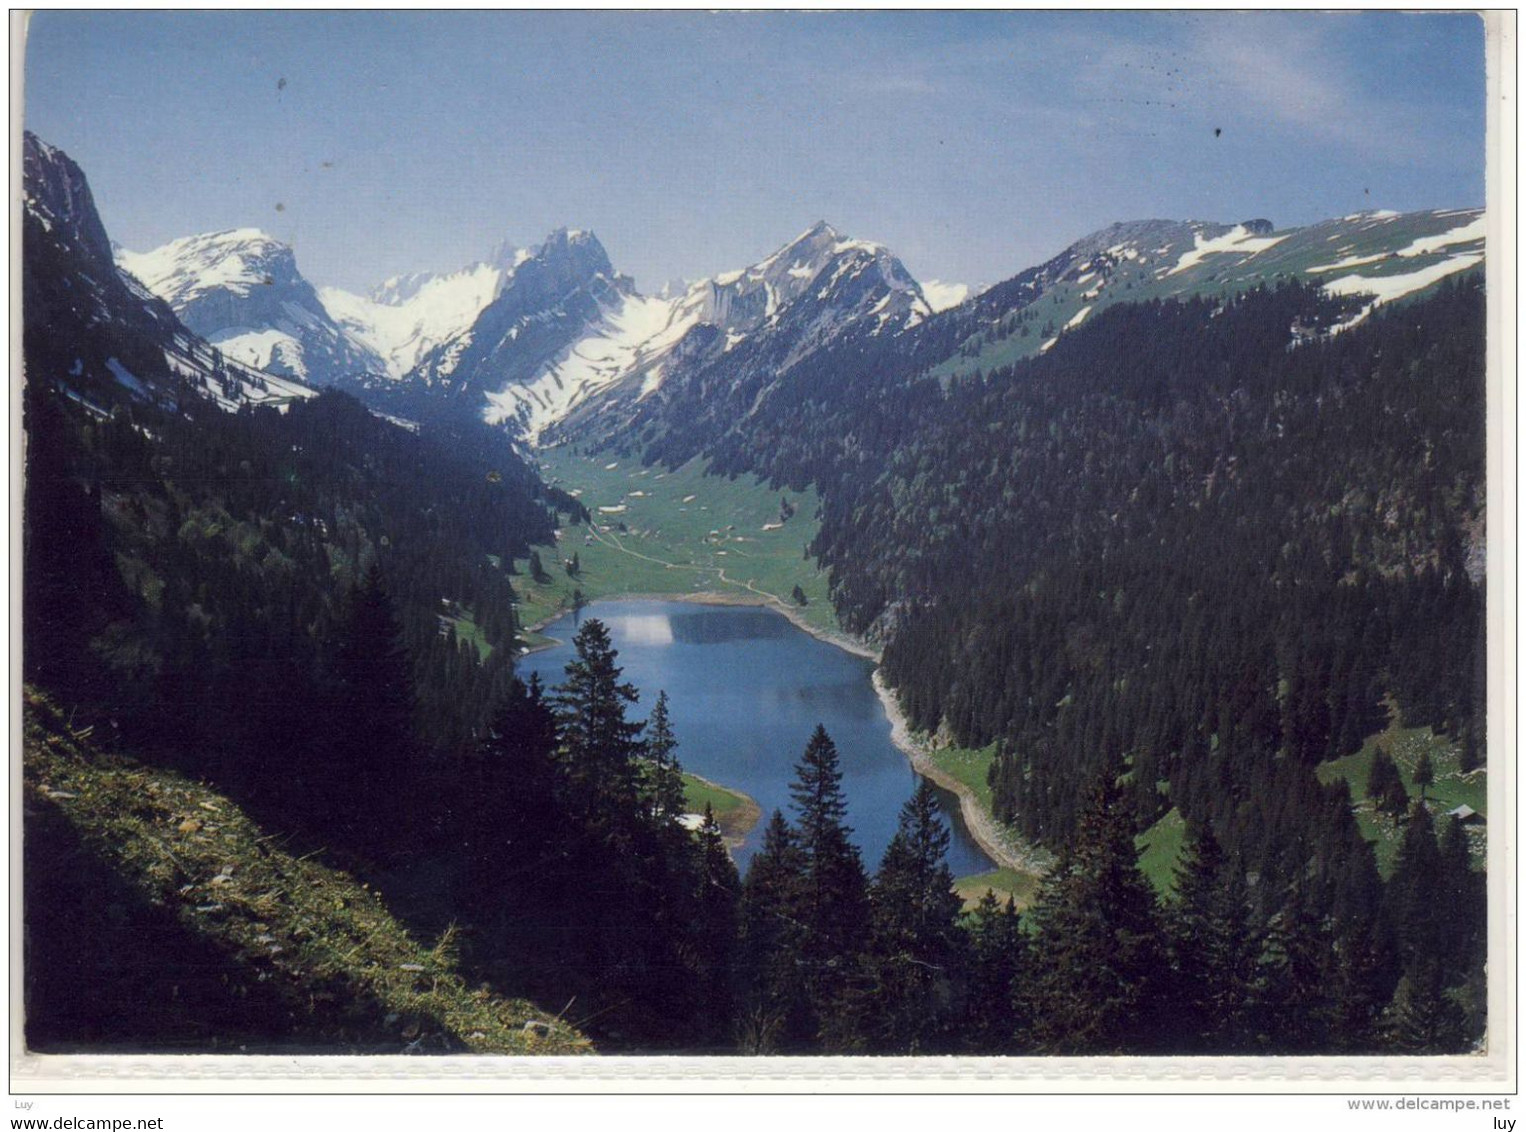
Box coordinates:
[519,599,996,877]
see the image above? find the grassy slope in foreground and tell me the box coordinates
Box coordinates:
[22,689,589,1055]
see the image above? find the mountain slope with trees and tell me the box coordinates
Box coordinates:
[575,270,1488,1053]
[21,128,1488,1057]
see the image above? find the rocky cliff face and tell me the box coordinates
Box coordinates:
[23,132,313,413]
[118,229,384,387]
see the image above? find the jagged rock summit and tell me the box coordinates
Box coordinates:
[118,228,385,387]
[23,132,312,414]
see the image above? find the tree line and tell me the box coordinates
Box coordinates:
[574,275,1488,1053]
[461,620,1481,1053]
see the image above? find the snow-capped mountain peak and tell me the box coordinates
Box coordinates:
[363,219,933,444]
[675,220,928,337]
[116,228,384,387]
[117,228,292,309]
[324,253,524,380]
[24,132,314,415]
[113,211,937,445]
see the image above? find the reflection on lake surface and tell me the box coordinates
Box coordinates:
[520,600,995,875]
[609,613,676,646]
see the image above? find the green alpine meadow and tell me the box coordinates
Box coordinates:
[19,10,1497,1076]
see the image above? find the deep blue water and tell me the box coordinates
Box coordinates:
[519,599,995,876]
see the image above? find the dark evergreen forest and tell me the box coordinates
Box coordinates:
[24,188,1487,1055]
[603,276,1489,1053]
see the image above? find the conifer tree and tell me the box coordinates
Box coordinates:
[1387,799,1446,975]
[1413,749,1435,800]
[1019,774,1168,1053]
[1367,744,1410,817]
[643,690,688,827]
[529,549,549,583]
[328,562,418,855]
[738,810,809,1052]
[1459,726,1482,773]
[1252,876,1335,1052]
[857,781,966,1052]
[788,725,871,1049]
[551,618,646,835]
[547,620,705,1047]
[1437,815,1484,982]
[787,732,872,1049]
[1382,960,1468,1054]
[693,804,741,1048]
[463,674,562,904]
[1325,917,1390,1053]
[964,891,1026,1052]
[1164,824,1257,1052]
[1366,744,1399,804]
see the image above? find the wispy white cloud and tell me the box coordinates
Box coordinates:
[1062,13,1436,162]
[1183,15,1422,158]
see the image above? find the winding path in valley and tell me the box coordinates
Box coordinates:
[570,517,1044,879]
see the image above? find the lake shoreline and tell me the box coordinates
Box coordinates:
[520,590,1045,882]
[872,670,1050,879]
[683,770,764,850]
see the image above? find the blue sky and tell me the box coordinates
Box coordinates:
[24,11,1487,295]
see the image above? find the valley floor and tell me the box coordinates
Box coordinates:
[516,449,1487,911]
[518,448,1049,906]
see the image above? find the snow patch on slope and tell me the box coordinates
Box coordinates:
[1396,214,1486,258]
[321,258,507,378]
[921,279,972,312]
[1167,225,1288,276]
[1321,254,1483,304]
[208,327,306,375]
[482,291,702,440]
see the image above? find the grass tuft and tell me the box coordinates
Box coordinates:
[22,688,591,1055]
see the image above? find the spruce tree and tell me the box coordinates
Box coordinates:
[1387,799,1446,975]
[1382,960,1468,1054]
[1366,745,1399,804]
[858,780,966,1052]
[1413,749,1435,800]
[964,892,1026,1052]
[738,810,809,1052]
[463,674,563,906]
[327,562,418,856]
[551,618,646,835]
[529,549,550,583]
[1164,823,1257,1052]
[1459,726,1482,773]
[1252,875,1335,1052]
[1325,916,1390,1053]
[1437,815,1484,982]
[548,619,700,1046]
[1019,774,1168,1053]
[787,725,871,1050]
[643,690,688,827]
[693,804,741,1048]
